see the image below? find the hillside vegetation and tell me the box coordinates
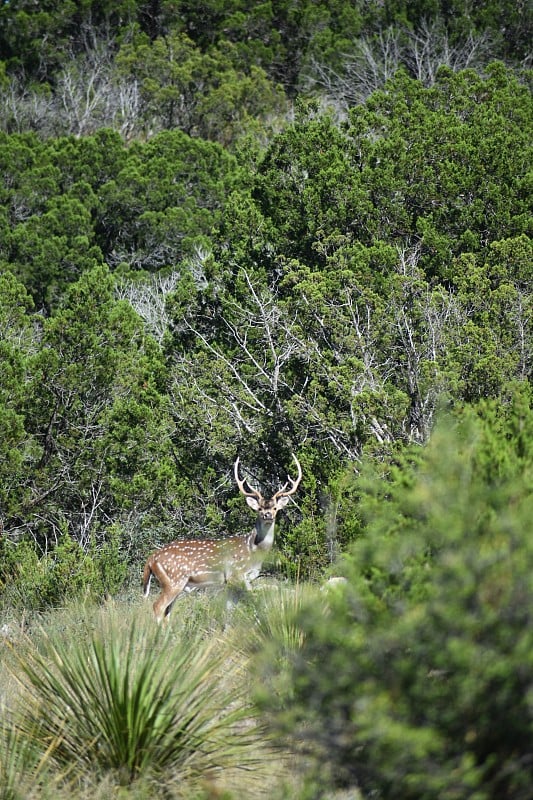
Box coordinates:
[0,1,532,798]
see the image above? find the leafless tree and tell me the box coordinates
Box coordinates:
[0,76,56,135]
[117,247,210,342]
[170,267,305,453]
[391,244,462,441]
[405,19,493,86]
[54,42,143,137]
[513,289,532,380]
[0,37,142,138]
[305,28,402,115]
[117,271,181,343]
[305,20,494,115]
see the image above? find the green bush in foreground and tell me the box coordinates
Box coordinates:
[258,399,533,799]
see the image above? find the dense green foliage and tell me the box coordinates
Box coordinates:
[1,54,530,596]
[259,397,533,797]
[1,0,531,140]
[0,8,532,794]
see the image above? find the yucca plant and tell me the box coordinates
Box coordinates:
[9,605,264,794]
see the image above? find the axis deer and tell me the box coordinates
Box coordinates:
[143,454,302,621]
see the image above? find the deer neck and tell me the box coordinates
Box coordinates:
[253,517,275,550]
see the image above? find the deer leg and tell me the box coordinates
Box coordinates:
[153,574,190,623]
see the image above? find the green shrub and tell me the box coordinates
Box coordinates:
[1,529,127,613]
[257,404,533,799]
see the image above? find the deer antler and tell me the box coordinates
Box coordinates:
[272,454,303,501]
[234,457,263,502]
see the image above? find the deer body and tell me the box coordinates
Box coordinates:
[143,455,302,621]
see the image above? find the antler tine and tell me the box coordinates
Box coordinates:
[234,457,263,501]
[272,453,303,500]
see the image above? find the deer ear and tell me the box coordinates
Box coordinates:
[246,496,261,511]
[276,495,290,509]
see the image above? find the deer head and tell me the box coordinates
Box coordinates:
[234,453,302,541]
